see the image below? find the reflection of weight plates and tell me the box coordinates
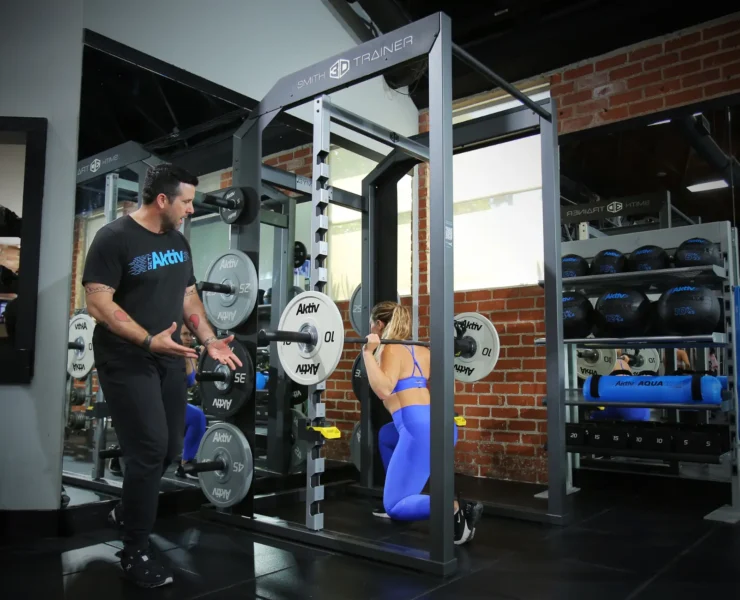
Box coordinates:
[67,314,95,379]
[629,348,661,375]
[577,348,617,379]
[349,284,401,336]
[198,340,254,419]
[290,408,312,473]
[195,422,253,508]
[202,249,259,330]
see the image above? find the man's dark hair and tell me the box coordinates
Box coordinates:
[141,163,199,205]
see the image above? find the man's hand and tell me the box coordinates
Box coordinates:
[0,244,20,274]
[149,322,200,359]
[205,334,244,371]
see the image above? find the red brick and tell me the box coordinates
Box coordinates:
[493,432,520,444]
[705,77,740,97]
[561,89,593,107]
[665,32,701,52]
[610,63,642,81]
[489,407,519,419]
[499,334,520,346]
[276,152,294,163]
[610,89,643,107]
[492,288,521,299]
[478,395,504,406]
[626,70,663,89]
[550,81,575,97]
[576,71,609,91]
[506,396,537,407]
[507,297,535,310]
[455,394,479,405]
[575,98,609,116]
[519,309,544,321]
[664,59,702,79]
[494,383,520,394]
[506,371,535,383]
[705,48,740,67]
[523,358,546,370]
[505,444,536,456]
[629,97,665,115]
[629,43,663,61]
[557,105,573,120]
[725,63,740,78]
[683,69,721,88]
[466,289,492,301]
[550,72,562,84]
[703,20,740,41]
[454,441,479,454]
[564,63,594,81]
[464,406,490,417]
[595,53,628,72]
[597,106,630,123]
[509,421,537,432]
[682,41,720,61]
[644,53,679,71]
[520,408,547,420]
[294,146,312,158]
[644,78,682,97]
[722,33,740,50]
[497,359,522,371]
[504,321,537,334]
[522,434,547,446]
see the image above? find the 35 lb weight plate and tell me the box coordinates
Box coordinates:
[67,314,96,379]
[202,250,259,330]
[453,312,500,382]
[199,340,254,419]
[195,422,253,508]
[351,352,368,401]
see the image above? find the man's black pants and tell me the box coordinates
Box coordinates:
[97,352,186,551]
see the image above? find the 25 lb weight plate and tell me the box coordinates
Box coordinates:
[67,314,96,379]
[202,250,259,330]
[349,284,400,336]
[199,340,254,419]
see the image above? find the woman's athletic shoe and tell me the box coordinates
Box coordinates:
[372,506,391,519]
[120,546,174,588]
[453,499,484,545]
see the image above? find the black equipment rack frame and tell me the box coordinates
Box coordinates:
[201,11,563,578]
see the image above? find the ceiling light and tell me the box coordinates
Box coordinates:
[687,179,729,192]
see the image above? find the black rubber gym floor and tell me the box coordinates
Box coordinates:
[2,470,737,599]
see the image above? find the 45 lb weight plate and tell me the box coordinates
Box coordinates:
[195,422,253,508]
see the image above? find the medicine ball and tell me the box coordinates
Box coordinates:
[674,237,722,268]
[562,292,594,338]
[656,284,721,335]
[593,289,652,337]
[562,254,589,278]
[591,249,626,275]
[628,245,670,272]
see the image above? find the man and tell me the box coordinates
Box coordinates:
[82,163,242,588]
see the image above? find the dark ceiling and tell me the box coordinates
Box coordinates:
[352,0,740,108]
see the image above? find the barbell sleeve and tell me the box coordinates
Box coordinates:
[197,371,230,383]
[197,281,236,295]
[183,459,226,475]
[202,194,238,210]
[258,329,317,345]
[68,341,85,351]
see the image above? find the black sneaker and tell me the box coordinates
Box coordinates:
[109,456,123,477]
[108,503,124,530]
[372,506,390,519]
[453,505,472,545]
[462,499,484,541]
[120,547,174,588]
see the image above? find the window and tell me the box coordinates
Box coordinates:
[451,133,543,291]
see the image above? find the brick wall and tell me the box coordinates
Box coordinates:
[552,12,740,134]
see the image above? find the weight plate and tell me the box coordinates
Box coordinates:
[199,340,254,419]
[277,291,344,386]
[289,408,311,473]
[577,348,617,379]
[202,250,259,330]
[196,422,253,508]
[290,382,308,406]
[631,348,661,375]
[67,314,96,379]
[294,241,308,269]
[220,186,259,225]
[348,284,401,336]
[350,421,361,471]
[351,352,367,401]
[453,312,500,383]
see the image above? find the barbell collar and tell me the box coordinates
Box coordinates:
[197,281,236,295]
[258,329,317,346]
[183,459,226,475]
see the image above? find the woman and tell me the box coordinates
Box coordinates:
[176,325,207,479]
[362,301,483,545]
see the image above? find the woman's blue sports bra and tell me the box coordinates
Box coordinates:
[391,346,428,394]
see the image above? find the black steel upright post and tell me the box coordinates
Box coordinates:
[539,99,569,521]
[427,12,456,573]
[360,172,375,489]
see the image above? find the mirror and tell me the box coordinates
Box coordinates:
[0,118,47,384]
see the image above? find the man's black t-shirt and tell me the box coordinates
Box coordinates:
[82,215,196,366]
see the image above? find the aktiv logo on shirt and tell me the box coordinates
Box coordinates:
[128,250,190,276]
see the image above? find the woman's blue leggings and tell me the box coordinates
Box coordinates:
[183,403,207,462]
[380,405,458,521]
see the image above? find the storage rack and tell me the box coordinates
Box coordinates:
[538,220,740,522]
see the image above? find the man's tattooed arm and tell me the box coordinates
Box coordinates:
[83,282,151,347]
[183,284,218,347]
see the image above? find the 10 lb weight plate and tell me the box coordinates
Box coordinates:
[195,422,253,508]
[202,250,259,330]
[453,312,500,382]
[277,291,344,386]
[67,314,96,379]
[577,348,617,379]
[199,340,254,419]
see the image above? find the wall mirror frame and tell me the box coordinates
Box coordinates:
[0,116,48,384]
